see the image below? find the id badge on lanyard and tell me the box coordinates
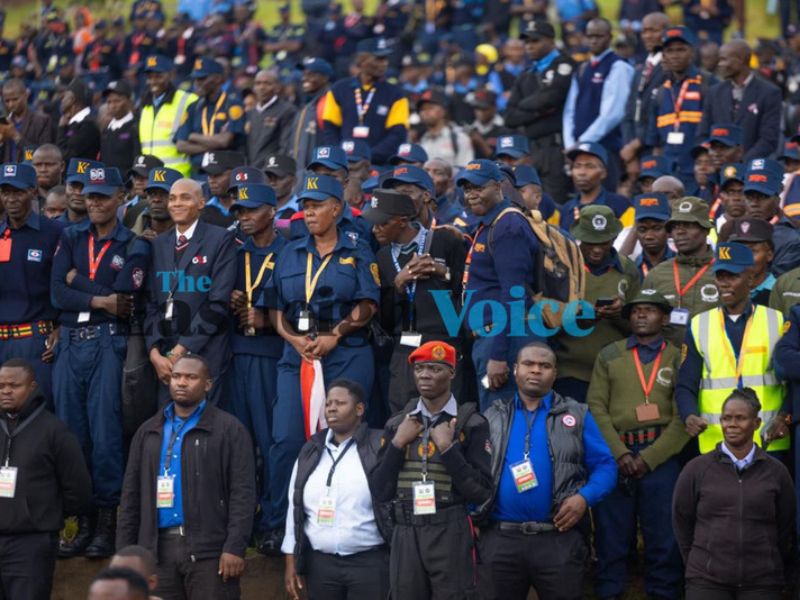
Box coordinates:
[0,466,18,498]
[156,475,175,508]
[317,492,336,526]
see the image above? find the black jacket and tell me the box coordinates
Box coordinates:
[57,114,101,164]
[291,423,388,574]
[673,444,796,588]
[504,52,575,140]
[0,392,92,534]
[117,403,256,560]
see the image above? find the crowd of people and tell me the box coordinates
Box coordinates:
[3,0,800,599]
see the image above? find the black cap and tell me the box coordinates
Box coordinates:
[127,154,164,178]
[263,154,297,177]
[102,80,132,99]
[520,20,556,40]
[200,150,245,175]
[728,217,774,244]
[362,189,418,225]
[417,88,449,111]
[468,89,497,110]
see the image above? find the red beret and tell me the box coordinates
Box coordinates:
[408,341,456,368]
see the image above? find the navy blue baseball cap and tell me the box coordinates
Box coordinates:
[308,146,349,172]
[662,25,696,47]
[634,193,671,222]
[745,157,784,178]
[297,174,343,202]
[389,143,429,165]
[712,242,754,274]
[0,163,37,190]
[298,57,333,78]
[191,57,224,78]
[228,166,266,193]
[66,158,104,184]
[780,141,800,162]
[744,158,784,195]
[456,160,503,187]
[706,123,743,147]
[231,183,277,210]
[383,165,434,195]
[512,165,541,188]
[720,163,745,187]
[142,54,172,73]
[495,135,530,159]
[567,142,608,167]
[341,140,372,163]
[82,166,124,196]
[144,167,182,192]
[362,174,380,194]
[356,37,393,57]
[638,155,672,180]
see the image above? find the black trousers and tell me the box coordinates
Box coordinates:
[530,133,571,205]
[390,506,478,600]
[305,547,390,600]
[0,532,58,600]
[685,580,784,600]
[477,525,587,600]
[156,534,240,600]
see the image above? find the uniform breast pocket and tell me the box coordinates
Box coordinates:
[330,262,358,300]
[277,265,307,307]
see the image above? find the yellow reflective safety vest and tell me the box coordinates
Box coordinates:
[139,88,197,177]
[690,305,786,453]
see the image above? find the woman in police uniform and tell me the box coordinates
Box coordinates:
[268,173,380,550]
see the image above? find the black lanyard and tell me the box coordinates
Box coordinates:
[324,439,355,487]
[164,419,185,476]
[522,407,538,460]
[421,417,433,481]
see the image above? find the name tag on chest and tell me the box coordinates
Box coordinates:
[0,466,18,498]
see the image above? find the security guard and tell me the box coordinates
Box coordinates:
[728,217,776,306]
[120,154,164,229]
[198,150,245,228]
[560,143,634,232]
[130,167,181,238]
[51,166,150,558]
[320,38,410,165]
[642,196,718,347]
[676,242,788,454]
[645,27,710,184]
[504,20,574,203]
[371,341,492,600]
[555,205,640,403]
[714,162,746,232]
[227,183,287,554]
[268,174,379,554]
[587,290,687,600]
[138,55,197,177]
[632,192,675,279]
[176,58,245,177]
[365,188,466,414]
[0,163,63,404]
[59,158,103,227]
[459,160,541,410]
[389,143,429,167]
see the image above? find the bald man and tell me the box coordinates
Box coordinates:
[245,70,297,167]
[698,40,782,160]
[143,179,236,405]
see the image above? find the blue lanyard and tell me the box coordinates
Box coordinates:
[391,228,427,329]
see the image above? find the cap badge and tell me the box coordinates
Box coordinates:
[431,345,446,360]
[678,201,693,213]
[591,214,607,230]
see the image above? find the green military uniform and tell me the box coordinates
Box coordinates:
[770,266,800,317]
[642,197,718,347]
[556,205,640,398]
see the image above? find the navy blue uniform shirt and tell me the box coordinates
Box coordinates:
[0,211,64,324]
[51,220,151,327]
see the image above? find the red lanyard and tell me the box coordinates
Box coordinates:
[633,342,666,402]
[672,259,713,306]
[669,78,693,131]
[88,233,112,281]
[462,224,485,291]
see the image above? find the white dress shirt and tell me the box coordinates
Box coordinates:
[282,429,384,556]
[175,219,200,243]
[721,442,756,471]
[69,106,91,125]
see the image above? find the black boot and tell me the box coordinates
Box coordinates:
[257,529,284,557]
[85,507,117,558]
[58,514,96,558]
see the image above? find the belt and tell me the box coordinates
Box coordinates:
[159,526,186,537]
[620,426,663,448]
[0,320,54,340]
[391,501,467,526]
[68,322,128,341]
[496,521,557,535]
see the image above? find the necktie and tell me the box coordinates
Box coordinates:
[591,59,598,68]
[400,241,418,256]
[175,234,189,260]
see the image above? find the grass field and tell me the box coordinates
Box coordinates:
[1,0,782,44]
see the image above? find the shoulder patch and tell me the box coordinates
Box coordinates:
[557,62,573,76]
[680,343,688,365]
[229,105,244,120]
[370,262,380,285]
[784,321,791,335]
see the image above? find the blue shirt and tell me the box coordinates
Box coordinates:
[158,400,207,529]
[532,49,561,74]
[0,211,64,324]
[231,235,286,357]
[175,90,246,171]
[288,204,377,252]
[492,392,617,522]
[625,335,665,364]
[205,196,231,217]
[465,200,540,361]
[50,220,151,327]
[636,246,676,280]
[560,190,633,232]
